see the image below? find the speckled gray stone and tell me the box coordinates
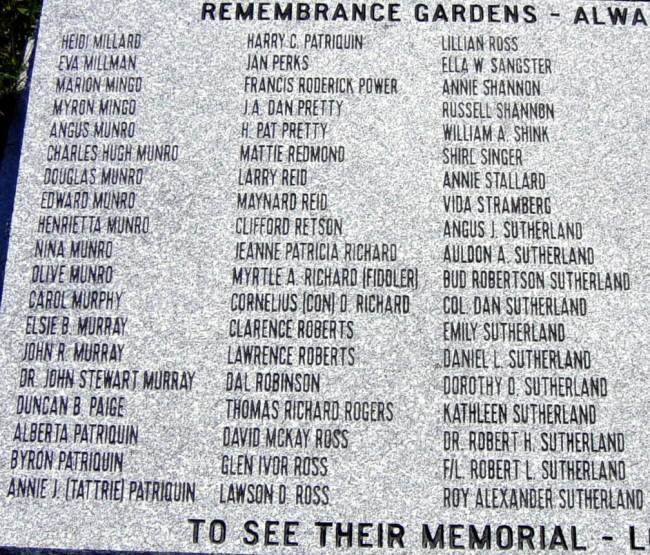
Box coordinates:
[0,1,648,553]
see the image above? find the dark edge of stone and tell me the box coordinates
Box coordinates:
[0,20,40,308]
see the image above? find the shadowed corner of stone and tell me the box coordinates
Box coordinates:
[0,36,37,308]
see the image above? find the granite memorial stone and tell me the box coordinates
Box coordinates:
[0,0,648,552]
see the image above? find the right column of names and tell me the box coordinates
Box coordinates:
[437,33,640,514]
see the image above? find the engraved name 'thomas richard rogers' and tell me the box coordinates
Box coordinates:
[0,0,648,553]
